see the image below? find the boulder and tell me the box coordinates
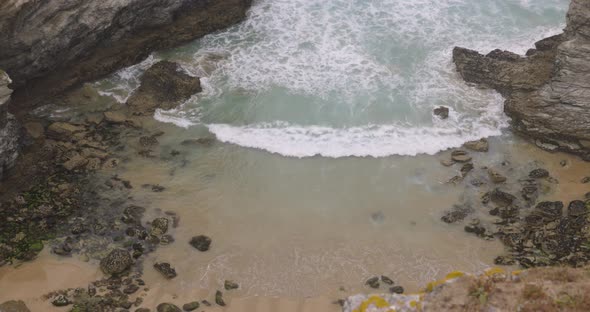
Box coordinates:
[100,249,133,275]
[127,61,202,115]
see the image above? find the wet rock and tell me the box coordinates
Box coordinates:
[122,205,146,225]
[100,249,133,275]
[201,300,211,307]
[52,295,71,307]
[389,286,404,294]
[433,106,449,119]
[440,159,455,167]
[450,150,471,163]
[160,234,175,245]
[0,300,30,312]
[127,61,202,115]
[460,163,474,176]
[154,262,177,279]
[139,136,158,147]
[488,168,507,183]
[535,201,563,220]
[23,122,44,139]
[568,200,588,217]
[47,122,85,141]
[157,303,181,312]
[494,255,516,266]
[189,235,211,251]
[182,301,200,311]
[489,189,517,206]
[63,153,89,171]
[381,276,394,285]
[215,290,226,306]
[529,168,550,179]
[224,280,239,290]
[180,137,216,147]
[365,276,379,289]
[150,218,169,237]
[104,111,127,124]
[123,284,140,294]
[464,138,489,152]
[441,205,473,223]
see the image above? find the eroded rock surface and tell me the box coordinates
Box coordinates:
[0,0,251,105]
[0,70,20,179]
[453,0,590,159]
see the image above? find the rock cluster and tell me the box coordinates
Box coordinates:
[453,0,590,159]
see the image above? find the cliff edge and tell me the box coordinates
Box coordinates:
[453,0,590,159]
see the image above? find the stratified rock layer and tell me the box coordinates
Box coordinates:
[453,0,590,159]
[0,0,251,105]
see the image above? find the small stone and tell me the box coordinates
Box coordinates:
[529,168,550,179]
[135,309,151,312]
[150,218,169,237]
[365,276,379,289]
[433,106,449,119]
[182,301,200,311]
[157,303,181,312]
[154,262,177,279]
[160,235,175,245]
[381,276,394,285]
[535,201,563,220]
[215,290,226,306]
[464,138,489,152]
[389,286,404,294]
[494,255,516,266]
[201,300,211,307]
[582,177,590,184]
[123,284,140,294]
[189,235,211,251]
[489,189,516,206]
[451,150,471,163]
[560,160,568,167]
[100,249,133,275]
[52,295,70,307]
[224,280,239,290]
[488,169,507,183]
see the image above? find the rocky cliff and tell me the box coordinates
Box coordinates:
[0,71,20,179]
[453,0,590,159]
[0,0,251,106]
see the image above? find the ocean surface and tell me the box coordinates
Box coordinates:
[96,0,568,157]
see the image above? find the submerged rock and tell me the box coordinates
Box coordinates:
[189,235,212,251]
[488,168,507,183]
[150,218,169,237]
[182,301,200,311]
[224,280,240,290]
[464,138,489,152]
[529,168,550,179]
[441,205,473,223]
[451,150,471,163]
[365,276,380,289]
[0,300,30,312]
[100,249,133,275]
[157,303,182,312]
[215,290,226,306]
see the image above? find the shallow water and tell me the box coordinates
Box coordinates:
[1,0,578,309]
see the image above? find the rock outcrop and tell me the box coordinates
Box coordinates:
[127,61,202,115]
[0,0,251,106]
[453,0,590,159]
[0,70,20,179]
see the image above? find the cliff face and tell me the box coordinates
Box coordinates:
[453,0,590,159]
[0,0,251,106]
[0,71,20,179]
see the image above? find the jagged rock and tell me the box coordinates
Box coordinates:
[433,106,449,119]
[0,0,252,106]
[127,61,202,114]
[47,122,85,141]
[0,300,30,312]
[154,262,177,279]
[453,0,590,158]
[464,138,489,152]
[100,249,133,275]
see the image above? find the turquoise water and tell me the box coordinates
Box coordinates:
[97,0,568,157]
